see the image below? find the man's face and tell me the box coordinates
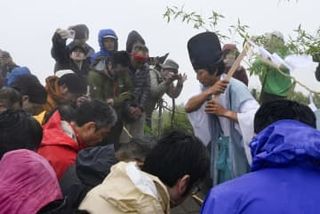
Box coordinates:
[0,54,11,66]
[103,38,116,52]
[81,124,112,146]
[69,48,86,61]
[130,42,148,69]
[111,64,129,77]
[59,85,83,105]
[23,101,44,115]
[196,69,219,87]
[223,51,237,67]
[161,68,177,80]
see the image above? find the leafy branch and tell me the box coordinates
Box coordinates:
[163,5,229,40]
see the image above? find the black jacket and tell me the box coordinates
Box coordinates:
[51,32,92,76]
[59,145,117,210]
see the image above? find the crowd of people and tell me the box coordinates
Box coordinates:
[1,23,320,214]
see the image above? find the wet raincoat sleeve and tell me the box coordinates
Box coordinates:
[201,186,241,214]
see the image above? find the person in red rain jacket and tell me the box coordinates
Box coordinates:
[38,100,117,179]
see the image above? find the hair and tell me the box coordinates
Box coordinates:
[0,87,22,111]
[57,104,76,122]
[1,51,11,59]
[58,73,88,95]
[110,51,131,68]
[254,100,316,133]
[73,100,117,129]
[142,131,209,194]
[11,74,47,104]
[0,110,43,158]
[115,138,156,162]
[205,60,225,76]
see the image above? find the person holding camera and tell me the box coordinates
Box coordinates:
[51,24,93,77]
[145,59,186,128]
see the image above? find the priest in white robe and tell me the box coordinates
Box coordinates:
[186,32,259,185]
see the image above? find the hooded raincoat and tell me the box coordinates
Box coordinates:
[0,149,62,213]
[90,29,118,64]
[79,161,170,214]
[201,119,320,214]
[38,111,84,179]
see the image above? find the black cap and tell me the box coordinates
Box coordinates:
[68,41,89,55]
[58,73,87,95]
[187,32,223,71]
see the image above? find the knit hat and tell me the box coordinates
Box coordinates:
[126,30,145,53]
[11,74,47,105]
[68,41,89,55]
[187,32,223,72]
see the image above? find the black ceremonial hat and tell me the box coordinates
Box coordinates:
[187,32,223,71]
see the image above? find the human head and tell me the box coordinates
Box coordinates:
[0,110,43,158]
[0,87,22,112]
[71,100,117,147]
[108,51,131,77]
[57,73,88,104]
[0,149,62,213]
[5,66,31,87]
[142,131,209,207]
[222,44,239,68]
[68,41,89,62]
[254,100,316,133]
[0,51,13,67]
[11,74,47,115]
[187,32,225,87]
[160,59,179,78]
[116,138,155,167]
[126,30,148,69]
[98,29,118,52]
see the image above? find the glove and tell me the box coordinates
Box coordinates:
[118,92,134,103]
[56,28,74,40]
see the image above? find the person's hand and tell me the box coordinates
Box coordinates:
[106,98,114,106]
[129,106,142,120]
[164,72,176,82]
[205,99,228,117]
[76,95,90,107]
[209,80,229,95]
[56,28,75,39]
[118,92,133,103]
[177,73,187,83]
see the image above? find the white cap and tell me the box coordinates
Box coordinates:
[55,69,74,78]
[103,35,117,40]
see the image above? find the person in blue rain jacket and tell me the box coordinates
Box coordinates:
[201,100,320,214]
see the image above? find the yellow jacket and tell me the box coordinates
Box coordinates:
[79,161,170,214]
